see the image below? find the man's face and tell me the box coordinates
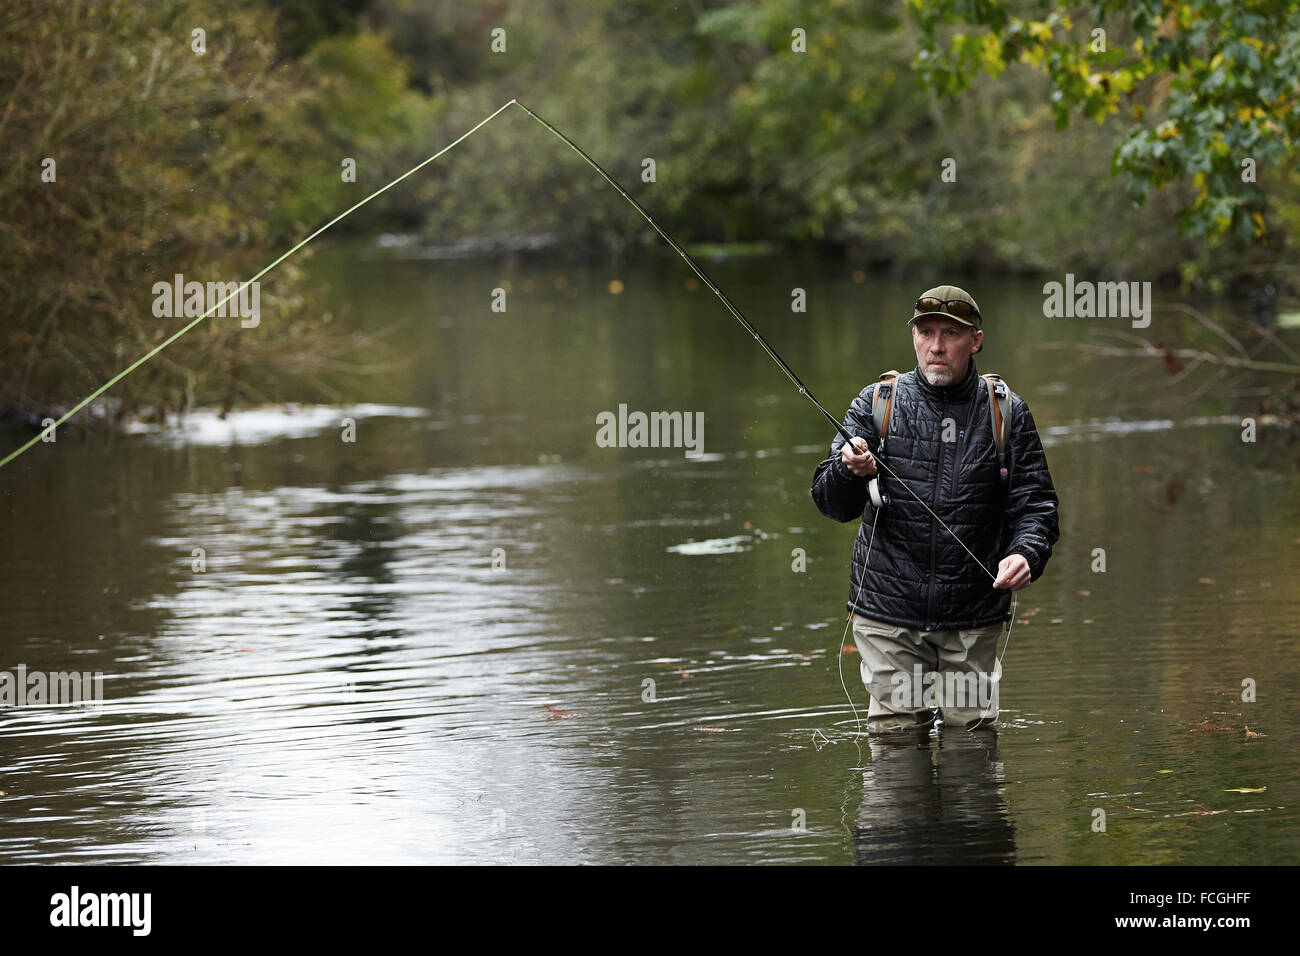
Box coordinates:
[911,316,982,386]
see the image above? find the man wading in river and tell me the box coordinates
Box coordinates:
[811,285,1060,733]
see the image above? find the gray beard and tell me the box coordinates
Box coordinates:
[922,367,954,386]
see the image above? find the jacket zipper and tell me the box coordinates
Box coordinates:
[950,420,962,500]
[925,397,948,628]
[952,393,978,499]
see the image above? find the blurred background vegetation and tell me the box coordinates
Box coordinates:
[2,0,1296,426]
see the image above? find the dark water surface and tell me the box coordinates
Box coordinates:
[2,250,1298,864]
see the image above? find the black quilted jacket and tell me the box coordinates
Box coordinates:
[810,360,1059,630]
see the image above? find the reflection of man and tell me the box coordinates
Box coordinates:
[810,285,1060,732]
[852,730,1017,865]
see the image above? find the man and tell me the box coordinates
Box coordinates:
[810,284,1059,733]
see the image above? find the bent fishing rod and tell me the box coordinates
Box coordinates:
[512,102,998,580]
[511,102,857,450]
[0,99,855,474]
[521,101,1017,735]
[0,97,1000,583]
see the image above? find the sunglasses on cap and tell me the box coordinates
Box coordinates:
[915,296,980,321]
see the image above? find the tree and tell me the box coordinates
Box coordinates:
[0,0,429,422]
[909,0,1300,244]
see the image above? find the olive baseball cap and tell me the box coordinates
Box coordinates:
[909,284,982,327]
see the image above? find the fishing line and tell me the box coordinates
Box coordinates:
[3,96,1004,591]
[4,91,1027,761]
[0,98,518,473]
[968,593,1016,732]
[513,100,1004,585]
[4,94,1017,714]
[833,503,1016,739]
[873,465,998,582]
[506,112,1019,741]
[835,505,879,741]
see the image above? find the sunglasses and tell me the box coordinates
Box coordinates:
[916,297,980,321]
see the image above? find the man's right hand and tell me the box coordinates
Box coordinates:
[840,436,878,477]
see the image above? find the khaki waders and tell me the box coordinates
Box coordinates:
[850,613,1005,732]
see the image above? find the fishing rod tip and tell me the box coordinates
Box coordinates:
[508,98,518,105]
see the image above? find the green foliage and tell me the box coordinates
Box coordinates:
[909,0,1300,243]
[0,0,430,419]
[6,0,1292,422]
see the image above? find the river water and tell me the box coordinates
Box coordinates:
[2,248,1297,864]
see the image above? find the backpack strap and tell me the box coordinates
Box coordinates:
[981,373,1012,481]
[870,370,902,444]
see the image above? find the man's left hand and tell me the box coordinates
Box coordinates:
[993,554,1032,590]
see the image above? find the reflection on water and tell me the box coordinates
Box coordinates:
[2,255,1298,864]
[853,728,1016,865]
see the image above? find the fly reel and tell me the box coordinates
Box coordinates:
[867,476,889,509]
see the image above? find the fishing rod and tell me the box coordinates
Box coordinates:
[513,100,999,583]
[1,97,863,473]
[511,101,858,451]
[1,97,1001,589]
[3,96,1015,733]
[516,101,1016,737]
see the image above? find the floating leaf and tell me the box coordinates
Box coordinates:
[1193,725,1233,734]
[541,704,579,720]
[1224,787,1266,793]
